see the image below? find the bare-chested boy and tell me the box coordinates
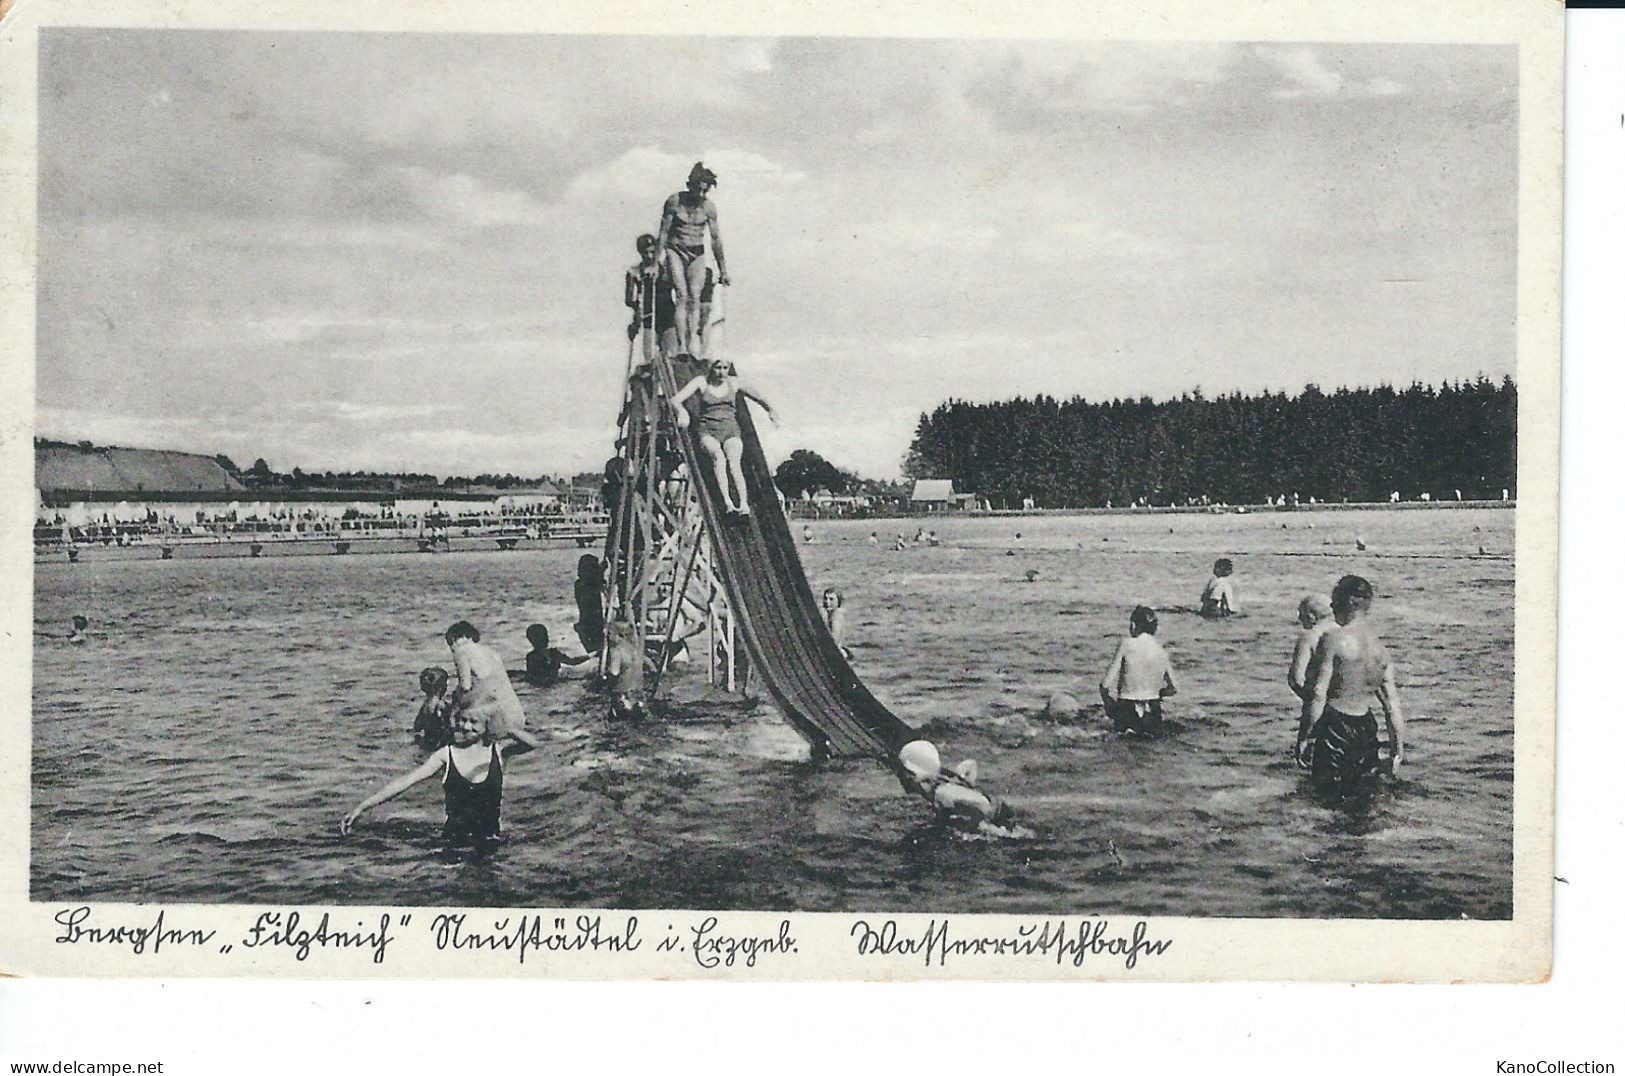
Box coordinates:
[1099,605,1179,737]
[1287,593,1336,701]
[1296,575,1407,791]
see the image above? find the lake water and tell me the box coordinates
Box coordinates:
[32,507,1513,918]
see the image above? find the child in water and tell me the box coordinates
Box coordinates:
[1200,558,1239,617]
[523,623,591,686]
[1288,593,1336,702]
[822,588,851,660]
[342,708,541,850]
[604,620,646,719]
[573,555,606,654]
[445,620,528,743]
[894,740,1020,835]
[411,666,454,751]
[1099,605,1179,736]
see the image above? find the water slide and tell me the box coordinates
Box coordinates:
[654,358,917,761]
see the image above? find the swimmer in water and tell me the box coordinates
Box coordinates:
[894,739,1015,833]
[1199,558,1239,617]
[65,614,90,642]
[1295,575,1408,792]
[1288,593,1336,703]
[522,623,591,687]
[342,707,540,850]
[411,666,454,752]
[822,588,851,659]
[445,621,530,746]
[1099,605,1178,737]
[604,620,646,720]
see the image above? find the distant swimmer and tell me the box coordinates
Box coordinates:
[522,623,591,687]
[445,620,529,744]
[573,555,606,655]
[671,358,780,516]
[803,524,814,544]
[1199,558,1239,617]
[656,162,727,355]
[1295,575,1408,793]
[869,531,879,545]
[342,708,541,850]
[1287,594,1336,704]
[65,614,90,643]
[822,588,851,659]
[604,621,646,719]
[412,666,454,752]
[1044,692,1081,722]
[894,740,1017,833]
[1099,605,1178,737]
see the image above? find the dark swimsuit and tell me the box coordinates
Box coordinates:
[442,744,502,846]
[1108,698,1164,737]
[1309,707,1380,791]
[697,384,741,442]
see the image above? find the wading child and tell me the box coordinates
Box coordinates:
[445,620,528,742]
[342,708,541,850]
[822,588,851,660]
[1200,558,1239,617]
[604,620,646,719]
[1288,593,1336,702]
[412,666,454,751]
[1296,575,1408,793]
[522,623,591,687]
[1099,605,1179,737]
[573,555,607,655]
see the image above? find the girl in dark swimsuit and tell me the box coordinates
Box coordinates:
[342,709,540,848]
[670,359,779,515]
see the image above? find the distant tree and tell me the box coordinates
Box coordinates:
[774,449,849,499]
[213,454,239,474]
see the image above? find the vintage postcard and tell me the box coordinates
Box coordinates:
[0,0,1562,981]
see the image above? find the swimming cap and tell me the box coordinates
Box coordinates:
[419,666,449,690]
[1298,594,1333,623]
[897,740,941,780]
[636,233,657,251]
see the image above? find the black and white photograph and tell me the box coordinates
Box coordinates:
[0,0,1561,982]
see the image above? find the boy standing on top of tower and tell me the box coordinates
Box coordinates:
[656,162,727,356]
[625,233,677,363]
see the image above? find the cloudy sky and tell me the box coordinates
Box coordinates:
[36,32,1516,478]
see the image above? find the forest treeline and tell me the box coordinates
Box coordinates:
[903,377,1516,508]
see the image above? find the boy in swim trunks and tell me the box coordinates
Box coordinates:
[1099,605,1179,736]
[624,233,678,363]
[1296,575,1408,792]
[1200,558,1239,617]
[656,162,728,355]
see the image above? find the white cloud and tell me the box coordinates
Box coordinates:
[1257,46,1408,100]
[396,166,550,228]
